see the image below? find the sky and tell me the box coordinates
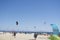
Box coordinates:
[0,0,60,32]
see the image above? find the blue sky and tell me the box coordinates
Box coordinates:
[0,0,60,32]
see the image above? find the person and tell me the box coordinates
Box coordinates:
[13,32,16,38]
[34,33,37,40]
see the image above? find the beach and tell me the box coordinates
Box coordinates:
[0,33,50,40]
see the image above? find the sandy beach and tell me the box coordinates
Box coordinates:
[0,33,50,40]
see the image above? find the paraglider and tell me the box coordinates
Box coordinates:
[16,21,18,26]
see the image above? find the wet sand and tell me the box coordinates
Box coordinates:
[0,33,50,40]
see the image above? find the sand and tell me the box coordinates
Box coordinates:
[0,33,50,40]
